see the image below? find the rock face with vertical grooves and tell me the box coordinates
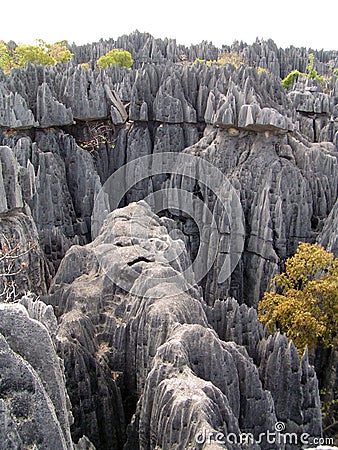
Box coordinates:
[0,296,93,449]
[0,32,337,449]
[37,82,74,127]
[318,198,338,254]
[43,202,321,449]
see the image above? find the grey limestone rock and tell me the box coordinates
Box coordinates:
[205,297,265,360]
[37,82,74,128]
[0,210,48,296]
[43,202,321,449]
[153,73,197,123]
[205,297,322,439]
[62,65,108,121]
[0,301,74,449]
[0,145,24,211]
[318,198,338,254]
[174,128,338,306]
[0,85,38,129]
[25,131,101,274]
[0,32,336,450]
[207,80,293,132]
[258,334,322,436]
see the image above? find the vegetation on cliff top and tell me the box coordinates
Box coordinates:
[97,49,133,69]
[0,39,73,72]
[282,53,328,89]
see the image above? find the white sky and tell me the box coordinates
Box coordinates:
[1,0,337,51]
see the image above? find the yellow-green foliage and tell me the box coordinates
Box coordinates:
[0,39,73,73]
[80,62,90,70]
[282,70,301,88]
[194,51,245,69]
[0,41,13,73]
[282,53,326,89]
[13,44,56,67]
[217,51,245,68]
[45,40,73,63]
[258,242,338,354]
[97,49,133,69]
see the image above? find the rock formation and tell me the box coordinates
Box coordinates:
[0,295,94,449]
[45,202,321,449]
[0,32,337,449]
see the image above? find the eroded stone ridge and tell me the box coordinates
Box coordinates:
[43,202,321,449]
[0,33,336,449]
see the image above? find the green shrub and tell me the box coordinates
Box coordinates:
[258,242,338,353]
[0,39,73,72]
[47,41,73,63]
[282,70,301,89]
[97,49,133,69]
[80,62,90,70]
[282,53,327,90]
[13,45,56,67]
[193,58,206,65]
[0,41,13,72]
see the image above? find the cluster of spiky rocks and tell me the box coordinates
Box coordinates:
[0,31,337,449]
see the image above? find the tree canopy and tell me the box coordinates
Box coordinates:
[258,242,338,353]
[97,49,133,69]
[0,39,73,73]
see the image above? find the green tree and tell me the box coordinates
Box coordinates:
[258,242,338,353]
[258,242,338,434]
[13,44,56,67]
[0,39,73,72]
[281,70,301,89]
[0,41,13,72]
[97,49,133,69]
[44,40,73,63]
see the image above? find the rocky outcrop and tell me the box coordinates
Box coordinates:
[0,297,76,449]
[205,298,322,436]
[287,75,338,145]
[1,132,102,278]
[37,82,74,127]
[0,85,37,129]
[318,197,338,254]
[44,202,321,449]
[161,126,337,306]
[1,48,336,304]
[0,32,337,449]
[0,145,48,296]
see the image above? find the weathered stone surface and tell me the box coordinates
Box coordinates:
[37,82,74,127]
[205,297,265,359]
[0,146,23,211]
[0,210,48,296]
[318,198,338,254]
[258,334,321,435]
[0,130,102,282]
[205,297,322,439]
[44,202,321,449]
[0,33,337,449]
[206,77,293,132]
[169,128,338,306]
[0,85,37,129]
[0,301,73,449]
[0,145,48,296]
